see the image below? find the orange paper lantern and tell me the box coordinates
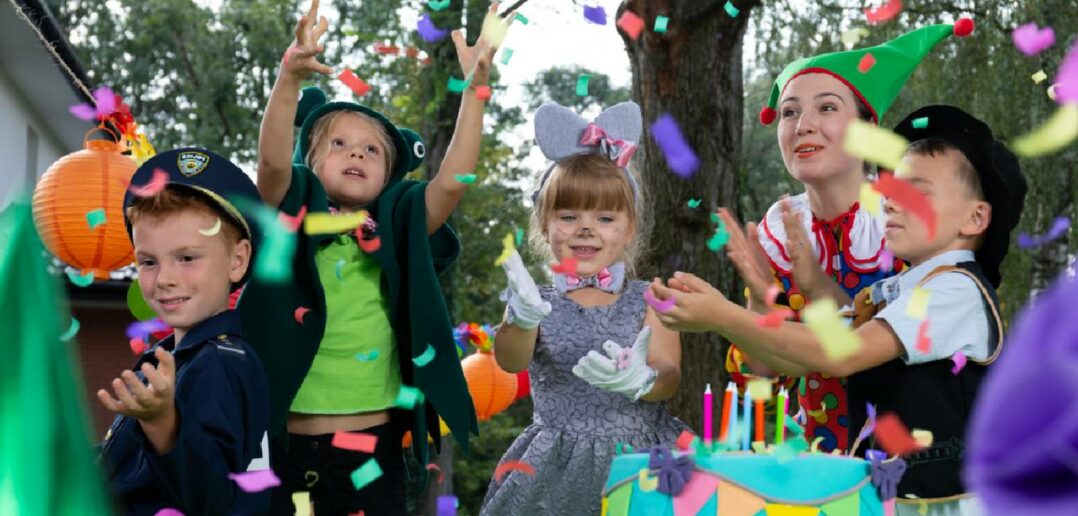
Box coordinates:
[32,127,138,279]
[462,349,518,421]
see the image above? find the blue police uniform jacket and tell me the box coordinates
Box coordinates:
[98,310,271,515]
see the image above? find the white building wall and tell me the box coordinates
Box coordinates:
[0,66,72,211]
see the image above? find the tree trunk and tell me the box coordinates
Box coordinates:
[620,0,758,429]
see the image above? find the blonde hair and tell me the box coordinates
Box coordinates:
[305,110,396,183]
[529,153,645,274]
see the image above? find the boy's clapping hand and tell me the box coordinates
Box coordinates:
[97,346,177,424]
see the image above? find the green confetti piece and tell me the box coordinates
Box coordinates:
[575,74,590,97]
[355,350,380,361]
[394,385,424,409]
[687,198,701,209]
[514,12,528,24]
[350,458,383,490]
[447,76,469,93]
[500,48,514,65]
[412,344,436,367]
[707,223,730,251]
[454,174,478,185]
[428,0,450,11]
[66,269,94,287]
[723,1,739,17]
[710,212,720,223]
[911,117,929,129]
[232,198,296,283]
[514,228,524,247]
[615,442,633,455]
[59,317,80,342]
[85,208,106,230]
[653,15,669,33]
[335,259,345,280]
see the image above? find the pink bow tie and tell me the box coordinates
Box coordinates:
[580,123,638,168]
[565,267,614,290]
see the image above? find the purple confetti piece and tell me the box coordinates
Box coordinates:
[951,351,968,374]
[68,103,98,121]
[1053,41,1078,104]
[583,5,607,25]
[154,510,184,516]
[879,247,895,272]
[93,86,116,115]
[436,494,458,516]
[1012,23,1055,57]
[228,469,280,492]
[865,448,887,462]
[650,114,700,179]
[125,318,170,340]
[857,402,877,443]
[1017,216,1070,248]
[417,14,450,43]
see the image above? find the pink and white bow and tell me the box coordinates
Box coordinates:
[579,123,638,168]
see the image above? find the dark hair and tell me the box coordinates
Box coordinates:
[905,138,984,200]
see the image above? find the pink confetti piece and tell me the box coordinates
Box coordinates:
[494,461,535,483]
[950,351,967,374]
[129,337,148,356]
[879,247,895,272]
[915,319,931,354]
[154,510,184,516]
[228,469,280,492]
[675,430,696,450]
[417,14,450,43]
[332,431,378,453]
[757,308,793,328]
[129,168,169,197]
[427,463,444,483]
[278,205,308,232]
[1012,23,1055,57]
[643,289,676,313]
[1017,216,1070,248]
[864,0,903,25]
[1054,41,1078,104]
[765,284,781,307]
[69,86,117,121]
[475,85,492,101]
[549,257,578,276]
[338,69,371,97]
[294,306,311,324]
[616,10,645,41]
[858,53,877,73]
[358,236,381,253]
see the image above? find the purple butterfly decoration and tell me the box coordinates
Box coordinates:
[870,455,908,501]
[69,86,116,121]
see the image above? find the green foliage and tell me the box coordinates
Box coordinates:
[448,397,534,516]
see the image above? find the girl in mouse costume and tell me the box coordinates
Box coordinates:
[480,101,687,516]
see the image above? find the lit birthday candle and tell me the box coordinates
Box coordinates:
[775,386,787,444]
[718,382,734,442]
[703,383,714,446]
[742,388,752,451]
[726,382,739,448]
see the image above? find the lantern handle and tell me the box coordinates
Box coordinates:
[84,124,121,145]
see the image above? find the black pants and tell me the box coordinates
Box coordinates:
[269,423,407,516]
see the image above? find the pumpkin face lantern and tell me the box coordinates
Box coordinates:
[32,127,138,280]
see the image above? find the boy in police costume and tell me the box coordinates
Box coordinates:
[97,148,271,515]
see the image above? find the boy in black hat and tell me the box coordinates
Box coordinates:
[649,105,1026,515]
[97,148,271,515]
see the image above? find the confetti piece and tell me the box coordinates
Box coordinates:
[86,208,107,230]
[278,205,307,232]
[454,174,478,184]
[494,233,515,266]
[874,413,922,456]
[130,337,148,355]
[125,318,169,340]
[68,86,116,121]
[653,15,669,33]
[130,168,169,197]
[550,256,578,275]
[332,431,378,453]
[304,211,368,235]
[879,247,895,272]
[864,0,902,25]
[437,495,458,516]
[859,183,883,216]
[358,236,381,253]
[229,469,280,492]
[1032,70,1048,84]
[67,269,94,287]
[844,119,908,170]
[356,350,380,361]
[1053,42,1078,104]
[481,10,509,48]
[499,48,514,66]
[155,510,184,516]
[413,344,436,367]
[428,0,450,11]
[475,85,492,101]
[615,442,634,455]
[651,114,700,178]
[676,430,697,450]
[856,403,877,443]
[841,28,869,46]
[514,12,528,25]
[583,5,607,25]
[292,492,311,516]
[1012,23,1055,56]
[575,74,590,96]
[236,199,296,283]
[643,289,676,313]
[757,308,794,328]
[335,259,345,280]
[858,53,877,73]
[616,10,645,40]
[687,198,701,208]
[59,317,80,342]
[911,429,934,448]
[905,287,930,320]
[746,378,773,401]
[514,228,524,247]
[1018,216,1070,248]
[447,76,469,93]
[427,463,444,483]
[1013,104,1078,157]
[803,298,861,359]
[494,460,535,482]
[874,173,937,240]
[950,351,967,374]
[198,217,222,236]
[294,306,311,324]
[911,117,929,129]
[915,319,931,353]
[350,458,383,490]
[394,385,424,409]
[637,468,659,491]
[707,223,730,251]
[417,14,449,43]
[723,1,739,18]
[338,69,371,97]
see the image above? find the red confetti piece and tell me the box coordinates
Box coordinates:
[475,85,492,101]
[294,306,311,324]
[129,337,148,355]
[915,319,931,354]
[550,257,579,275]
[130,168,169,197]
[676,430,697,450]
[278,205,307,232]
[332,431,378,453]
[858,53,877,73]
[427,463,444,484]
[359,236,381,253]
[864,0,903,25]
[757,308,794,328]
[874,412,924,456]
[494,461,535,483]
[616,10,645,41]
[950,351,967,375]
[338,69,371,96]
[873,173,937,240]
[374,43,400,55]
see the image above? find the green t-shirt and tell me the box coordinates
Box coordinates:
[290,234,400,413]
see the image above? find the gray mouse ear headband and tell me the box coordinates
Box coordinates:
[531,101,642,203]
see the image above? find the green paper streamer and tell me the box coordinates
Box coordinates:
[687,198,702,208]
[394,385,424,409]
[85,208,106,230]
[412,344,436,367]
[514,228,525,247]
[454,174,478,185]
[66,269,94,287]
[911,116,929,129]
[500,48,514,65]
[335,259,345,280]
[59,318,80,342]
[653,15,669,33]
[355,350,380,362]
[575,74,590,96]
[514,12,528,24]
[723,1,740,17]
[428,0,450,11]
[232,198,296,283]
[447,76,470,93]
[707,223,730,251]
[350,458,383,490]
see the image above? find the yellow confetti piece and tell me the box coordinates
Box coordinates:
[841,28,869,46]
[637,468,658,491]
[859,183,882,216]
[903,494,929,516]
[905,286,930,320]
[198,217,222,236]
[751,441,769,454]
[843,119,909,170]
[1012,104,1078,157]
[810,436,825,453]
[803,298,862,360]
[911,429,934,448]
[1048,83,1060,101]
[493,233,515,266]
[1032,70,1048,84]
[482,11,509,49]
[746,378,773,401]
[292,491,311,516]
[304,210,369,235]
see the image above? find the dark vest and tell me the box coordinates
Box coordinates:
[848,261,1004,500]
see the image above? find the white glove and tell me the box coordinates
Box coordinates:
[572,326,658,401]
[499,250,552,330]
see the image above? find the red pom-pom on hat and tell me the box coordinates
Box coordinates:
[953,18,974,37]
[759,106,777,125]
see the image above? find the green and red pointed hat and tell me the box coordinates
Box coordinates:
[759,18,974,125]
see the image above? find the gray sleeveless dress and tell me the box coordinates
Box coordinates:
[480,280,687,516]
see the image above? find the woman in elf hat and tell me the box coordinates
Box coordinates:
[714,19,974,453]
[238,1,513,514]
